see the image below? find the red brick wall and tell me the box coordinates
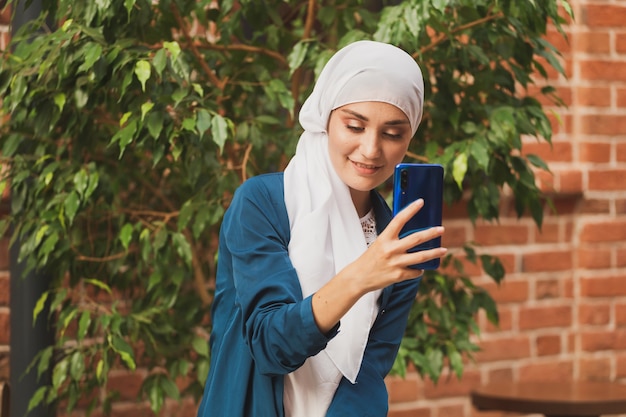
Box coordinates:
[1,0,625,416]
[387,0,626,416]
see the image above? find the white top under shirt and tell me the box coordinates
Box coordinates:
[284,209,381,417]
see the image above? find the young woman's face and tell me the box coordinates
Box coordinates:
[327,101,412,204]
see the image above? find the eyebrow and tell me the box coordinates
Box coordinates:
[339,108,410,126]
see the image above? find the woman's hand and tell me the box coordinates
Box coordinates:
[352,198,447,292]
[311,198,446,333]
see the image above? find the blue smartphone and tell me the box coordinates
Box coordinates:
[392,163,444,270]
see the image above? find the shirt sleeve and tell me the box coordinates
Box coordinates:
[222,177,337,376]
[325,277,422,416]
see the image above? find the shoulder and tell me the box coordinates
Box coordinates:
[235,172,285,201]
[227,172,288,224]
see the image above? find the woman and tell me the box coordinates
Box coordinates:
[196,40,447,417]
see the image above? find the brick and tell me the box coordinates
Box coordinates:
[0,3,11,25]
[437,404,465,417]
[441,225,467,248]
[473,224,530,246]
[558,169,585,195]
[582,4,626,28]
[536,334,561,356]
[579,198,610,214]
[474,336,531,363]
[548,112,572,135]
[580,275,626,297]
[422,369,480,398]
[522,140,572,163]
[581,114,626,136]
[0,273,8,305]
[579,357,611,380]
[617,303,626,327]
[522,249,573,272]
[618,353,626,379]
[0,309,8,344]
[533,222,560,244]
[580,60,626,83]
[546,27,572,54]
[519,360,573,382]
[0,238,8,270]
[575,30,610,54]
[577,86,612,108]
[617,143,626,162]
[580,220,626,243]
[577,247,612,269]
[618,247,626,268]
[487,367,513,383]
[618,87,626,108]
[579,141,611,163]
[482,280,529,304]
[588,169,626,191]
[552,196,581,216]
[579,303,611,325]
[526,84,573,107]
[484,305,513,332]
[519,305,572,330]
[618,33,626,54]
[442,201,468,219]
[536,279,560,300]
[388,407,431,417]
[106,369,146,401]
[581,329,626,351]
[386,374,420,403]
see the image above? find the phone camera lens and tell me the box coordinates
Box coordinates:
[400,169,408,189]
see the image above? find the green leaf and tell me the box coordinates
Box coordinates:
[196,109,212,135]
[33,291,49,325]
[287,41,309,77]
[146,112,164,139]
[152,48,167,77]
[119,223,134,250]
[54,93,66,112]
[211,114,229,151]
[452,153,468,189]
[27,386,48,412]
[52,357,69,389]
[69,351,85,381]
[171,232,192,265]
[177,200,194,231]
[77,311,91,341]
[78,43,103,73]
[109,335,136,370]
[96,359,105,383]
[83,278,112,294]
[192,335,209,357]
[163,41,181,61]
[134,60,151,92]
[64,191,80,225]
[141,101,154,121]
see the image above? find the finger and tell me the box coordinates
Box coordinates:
[400,226,445,250]
[383,198,424,238]
[401,246,448,268]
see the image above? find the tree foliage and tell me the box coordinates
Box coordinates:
[0,0,570,412]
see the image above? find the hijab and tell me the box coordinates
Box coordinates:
[284,40,424,388]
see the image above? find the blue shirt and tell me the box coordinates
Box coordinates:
[197,173,421,417]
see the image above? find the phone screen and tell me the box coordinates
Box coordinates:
[392,163,444,269]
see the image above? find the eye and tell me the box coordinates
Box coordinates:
[383,131,403,140]
[346,125,364,133]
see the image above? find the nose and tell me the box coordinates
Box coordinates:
[360,130,382,160]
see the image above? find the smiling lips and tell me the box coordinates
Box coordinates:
[351,160,382,175]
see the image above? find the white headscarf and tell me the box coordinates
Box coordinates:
[283,40,424,413]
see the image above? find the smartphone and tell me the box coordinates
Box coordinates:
[392,163,444,270]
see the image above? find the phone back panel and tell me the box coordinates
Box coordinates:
[392,163,444,269]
